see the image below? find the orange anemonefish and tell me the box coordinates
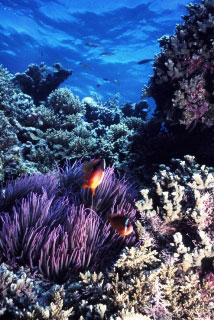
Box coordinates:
[108,214,133,237]
[82,158,105,196]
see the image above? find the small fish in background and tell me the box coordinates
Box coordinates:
[100,52,114,56]
[108,214,133,237]
[137,58,154,65]
[103,78,111,82]
[96,83,101,88]
[85,42,102,48]
[82,158,105,196]
[78,62,92,70]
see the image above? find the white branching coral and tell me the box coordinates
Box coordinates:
[23,286,73,320]
[136,155,214,273]
[113,240,160,274]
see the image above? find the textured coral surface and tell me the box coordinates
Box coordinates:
[144,0,214,129]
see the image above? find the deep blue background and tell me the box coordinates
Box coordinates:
[0,0,200,105]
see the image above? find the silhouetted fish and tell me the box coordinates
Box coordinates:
[79,62,92,70]
[100,52,114,56]
[85,42,102,48]
[137,59,154,64]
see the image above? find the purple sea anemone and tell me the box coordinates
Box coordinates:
[58,160,138,218]
[0,161,138,282]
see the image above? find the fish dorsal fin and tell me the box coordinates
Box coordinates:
[83,161,93,171]
[107,213,118,220]
[83,159,102,181]
[83,159,101,171]
[93,158,105,171]
[83,161,94,181]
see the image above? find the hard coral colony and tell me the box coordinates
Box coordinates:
[144,0,214,130]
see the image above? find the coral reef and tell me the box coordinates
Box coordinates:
[3,1,214,185]
[13,62,72,105]
[144,0,214,130]
[1,157,214,319]
[83,95,147,173]
[48,88,85,115]
[129,0,214,179]
[0,65,31,181]
[3,2,214,318]
[120,100,149,119]
[0,262,73,320]
[84,94,123,127]
[137,155,214,274]
[0,63,148,181]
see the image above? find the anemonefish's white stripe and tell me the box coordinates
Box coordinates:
[124,218,129,233]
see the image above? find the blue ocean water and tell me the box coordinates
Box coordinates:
[0,0,200,105]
